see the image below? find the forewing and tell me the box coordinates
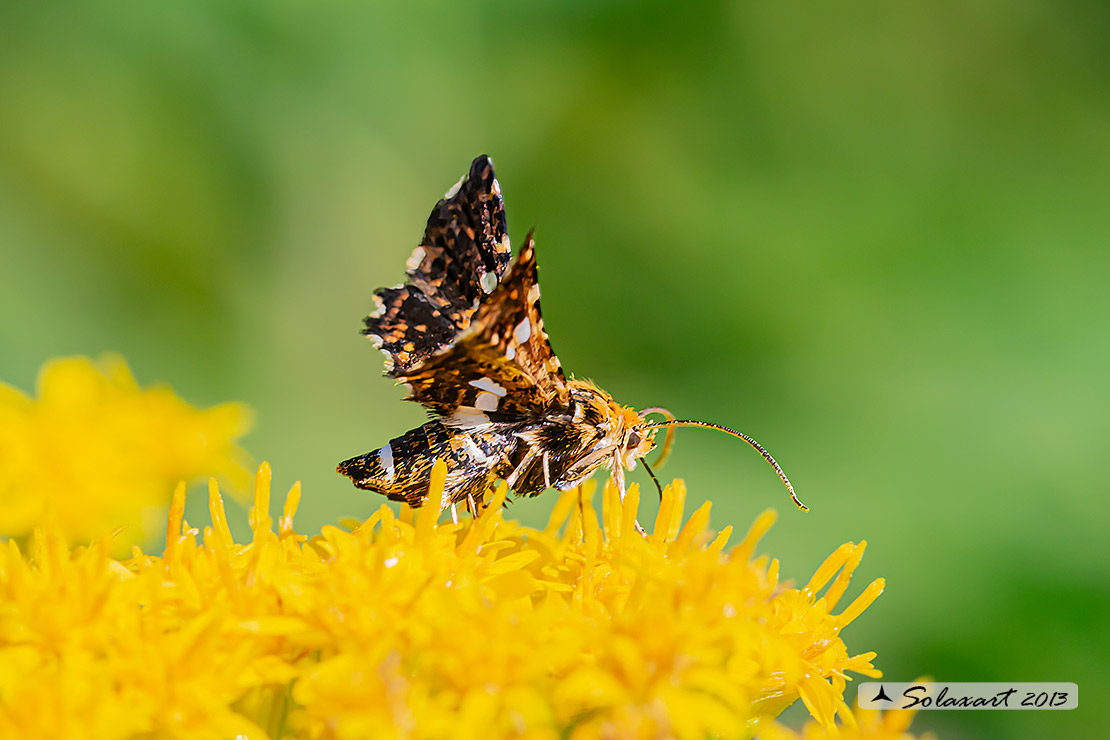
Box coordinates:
[397,236,569,418]
[365,155,512,375]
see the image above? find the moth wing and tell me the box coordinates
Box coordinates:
[365,155,512,375]
[397,235,569,419]
[337,423,445,505]
[337,421,516,507]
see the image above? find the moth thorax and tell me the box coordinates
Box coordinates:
[567,382,619,431]
[567,381,656,468]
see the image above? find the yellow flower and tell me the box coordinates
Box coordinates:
[757,695,936,740]
[0,459,915,740]
[0,354,252,548]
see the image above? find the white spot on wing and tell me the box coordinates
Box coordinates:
[405,246,426,272]
[445,407,491,429]
[379,443,395,483]
[480,271,498,294]
[491,178,501,195]
[475,391,500,412]
[469,377,507,396]
[505,344,516,361]
[369,295,386,319]
[527,283,541,303]
[444,174,465,199]
[460,434,488,463]
[514,318,531,344]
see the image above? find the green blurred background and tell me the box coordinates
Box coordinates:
[1,2,1106,737]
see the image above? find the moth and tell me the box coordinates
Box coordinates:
[338,155,805,522]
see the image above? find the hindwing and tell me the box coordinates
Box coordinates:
[337,421,519,507]
[395,236,569,419]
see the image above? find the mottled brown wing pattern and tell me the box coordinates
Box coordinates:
[396,236,569,419]
[408,155,511,317]
[464,236,567,395]
[337,421,519,507]
[365,155,511,375]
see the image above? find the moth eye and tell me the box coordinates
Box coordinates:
[626,431,641,450]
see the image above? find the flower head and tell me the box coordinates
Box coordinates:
[0,459,902,740]
[0,354,252,548]
[757,695,936,740]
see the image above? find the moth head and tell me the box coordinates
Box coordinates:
[617,406,658,469]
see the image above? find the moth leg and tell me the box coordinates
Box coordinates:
[576,485,587,541]
[611,457,626,499]
[466,492,477,516]
[506,448,538,489]
[542,452,552,490]
[613,454,648,537]
[450,502,459,525]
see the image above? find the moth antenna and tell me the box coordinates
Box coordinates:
[641,459,664,501]
[639,407,677,468]
[637,419,808,511]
